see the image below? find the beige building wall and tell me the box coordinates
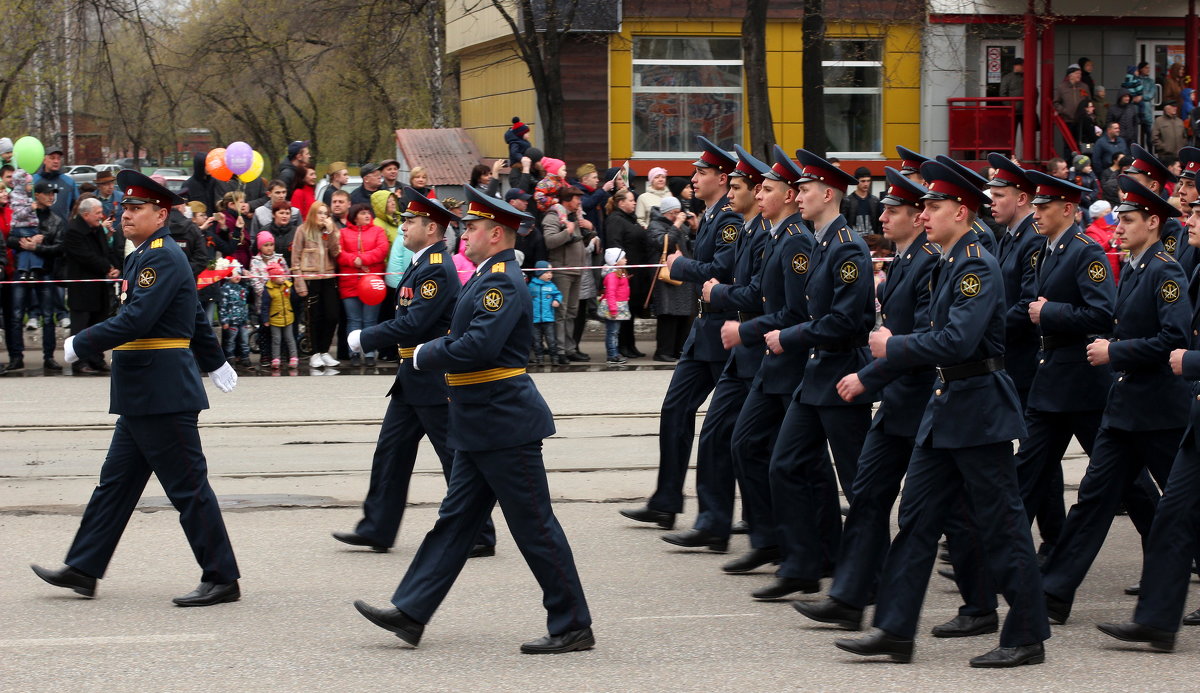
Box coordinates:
[458,46,539,160]
[446,0,521,55]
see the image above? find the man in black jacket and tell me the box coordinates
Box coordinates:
[167,204,210,278]
[65,198,121,374]
[12,182,67,372]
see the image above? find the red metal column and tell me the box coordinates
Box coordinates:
[1040,8,1056,161]
[1188,0,1198,93]
[1023,2,1038,160]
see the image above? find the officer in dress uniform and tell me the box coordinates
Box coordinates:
[754,149,876,601]
[1041,175,1192,625]
[659,144,771,551]
[1097,192,1200,650]
[353,186,593,654]
[1175,147,1200,262]
[718,147,817,576]
[1126,143,1197,278]
[896,146,931,185]
[31,170,241,607]
[332,187,494,556]
[620,136,740,530]
[836,160,1048,668]
[935,155,998,255]
[794,168,941,631]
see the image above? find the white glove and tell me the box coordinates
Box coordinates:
[348,329,363,354]
[64,335,79,364]
[208,362,238,393]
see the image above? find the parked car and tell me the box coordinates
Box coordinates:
[93,163,122,175]
[151,168,187,178]
[313,176,363,203]
[63,165,97,183]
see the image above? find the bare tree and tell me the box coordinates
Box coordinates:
[801,0,827,156]
[742,0,776,161]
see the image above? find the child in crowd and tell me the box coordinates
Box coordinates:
[599,248,631,365]
[260,262,297,369]
[217,260,252,366]
[534,157,568,213]
[250,231,289,363]
[527,260,563,365]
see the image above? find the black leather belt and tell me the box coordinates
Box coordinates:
[698,301,735,319]
[936,356,1005,383]
[815,335,870,352]
[738,311,764,321]
[1039,334,1089,351]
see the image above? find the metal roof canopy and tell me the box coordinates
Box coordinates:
[394,128,482,187]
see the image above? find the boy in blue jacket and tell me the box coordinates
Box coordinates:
[527,260,563,364]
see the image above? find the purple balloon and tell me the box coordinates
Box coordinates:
[224,141,254,176]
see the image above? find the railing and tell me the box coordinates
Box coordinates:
[946,97,1019,159]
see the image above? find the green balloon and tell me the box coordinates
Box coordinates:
[12,136,44,171]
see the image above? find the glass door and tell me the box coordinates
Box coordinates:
[1136,39,1186,115]
[981,40,1022,98]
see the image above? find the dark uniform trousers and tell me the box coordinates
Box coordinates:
[1134,437,1200,632]
[66,412,239,584]
[391,442,590,635]
[730,391,789,549]
[691,371,750,536]
[648,357,725,514]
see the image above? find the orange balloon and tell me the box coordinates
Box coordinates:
[205,148,233,182]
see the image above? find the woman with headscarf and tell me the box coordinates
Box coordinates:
[636,167,670,227]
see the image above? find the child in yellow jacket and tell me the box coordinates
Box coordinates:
[261,262,297,369]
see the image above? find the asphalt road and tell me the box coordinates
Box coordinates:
[1,369,1194,692]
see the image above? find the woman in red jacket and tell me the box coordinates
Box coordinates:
[290,166,318,219]
[337,203,389,366]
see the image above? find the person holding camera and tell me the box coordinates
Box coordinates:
[646,196,699,360]
[542,186,597,363]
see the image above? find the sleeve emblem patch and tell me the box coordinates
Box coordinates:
[419,280,438,299]
[792,254,809,274]
[959,273,981,297]
[839,261,859,284]
[721,225,739,243]
[1087,260,1107,283]
[482,288,504,312]
[137,268,156,288]
[1161,279,1182,303]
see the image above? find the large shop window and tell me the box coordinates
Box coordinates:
[823,39,883,157]
[633,37,743,157]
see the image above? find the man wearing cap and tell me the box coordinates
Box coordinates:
[1174,146,1200,229]
[1095,181,1200,651]
[796,167,941,631]
[95,169,125,228]
[1040,174,1192,627]
[276,140,310,195]
[334,187,495,557]
[1125,143,1198,278]
[716,145,814,575]
[320,161,349,207]
[30,170,241,607]
[350,163,382,207]
[837,160,1047,668]
[842,167,882,237]
[34,145,78,223]
[353,185,593,654]
[620,136,740,531]
[0,137,12,164]
[1054,65,1089,156]
[896,146,930,185]
[1153,101,1187,161]
[657,144,771,553]
[755,149,876,600]
[379,159,401,192]
[999,58,1027,138]
[936,155,999,255]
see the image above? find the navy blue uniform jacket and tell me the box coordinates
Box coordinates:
[1101,242,1191,431]
[1027,226,1116,412]
[670,195,740,362]
[858,233,940,437]
[360,240,459,406]
[996,214,1044,393]
[1178,277,1200,446]
[415,249,555,451]
[777,217,876,406]
[1163,216,1199,279]
[706,213,770,379]
[73,226,225,416]
[885,230,1027,448]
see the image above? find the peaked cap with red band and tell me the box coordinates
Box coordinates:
[400,185,456,228]
[117,169,185,208]
[1124,143,1178,186]
[880,167,927,207]
[460,185,534,235]
[731,144,770,186]
[795,148,858,192]
[1114,174,1181,221]
[1025,169,1091,205]
[935,155,990,191]
[692,136,737,174]
[918,161,989,212]
[761,144,804,186]
[986,152,1036,195]
[1178,146,1200,181]
[896,145,931,176]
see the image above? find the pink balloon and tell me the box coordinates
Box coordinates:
[224,141,254,176]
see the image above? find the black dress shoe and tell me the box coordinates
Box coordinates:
[43,358,63,371]
[2,357,25,373]
[554,354,570,365]
[723,546,781,574]
[332,531,389,553]
[173,581,240,606]
[794,597,863,630]
[74,365,100,375]
[469,544,496,558]
[730,520,750,535]
[968,642,1045,668]
[619,506,676,529]
[353,600,424,647]
[1183,608,1200,626]
[937,567,956,581]
[752,577,820,600]
[520,626,595,654]
[834,629,914,663]
[627,348,646,358]
[652,354,676,363]
[931,611,999,638]
[1124,581,1141,596]
[1046,593,1071,625]
[662,528,728,552]
[95,361,110,372]
[567,351,589,362]
[31,564,96,597]
[1097,621,1176,651]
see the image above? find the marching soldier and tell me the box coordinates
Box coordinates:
[660,144,770,551]
[794,168,940,630]
[31,171,241,607]
[620,136,739,530]
[837,160,1047,667]
[1097,191,1200,651]
[935,155,998,255]
[896,146,931,185]
[755,149,875,600]
[1041,175,1192,626]
[354,187,593,654]
[1126,143,1197,277]
[718,146,816,576]
[334,187,494,556]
